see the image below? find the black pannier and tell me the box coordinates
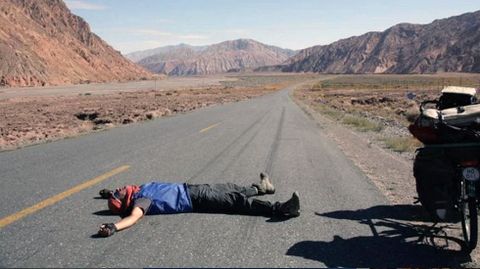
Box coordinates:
[413,147,458,222]
[414,145,480,222]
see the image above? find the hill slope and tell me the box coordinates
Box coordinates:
[282,10,480,74]
[0,0,151,87]
[129,39,296,75]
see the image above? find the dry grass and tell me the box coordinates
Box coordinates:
[309,102,383,132]
[342,115,383,132]
[293,73,480,155]
[221,74,324,89]
[312,103,345,121]
[312,74,480,91]
[304,74,480,128]
[382,136,423,153]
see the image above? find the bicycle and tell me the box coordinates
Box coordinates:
[411,99,480,252]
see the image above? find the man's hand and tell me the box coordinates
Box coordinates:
[96,207,144,237]
[98,223,117,237]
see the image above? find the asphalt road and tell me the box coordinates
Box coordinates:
[0,87,464,267]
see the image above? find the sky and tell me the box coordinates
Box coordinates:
[64,0,480,54]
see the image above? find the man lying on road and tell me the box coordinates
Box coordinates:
[97,173,300,237]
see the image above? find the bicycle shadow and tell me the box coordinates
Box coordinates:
[286,204,472,267]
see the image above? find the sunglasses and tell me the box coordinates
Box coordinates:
[112,191,122,200]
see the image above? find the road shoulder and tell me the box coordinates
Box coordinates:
[291,90,480,266]
[292,93,416,205]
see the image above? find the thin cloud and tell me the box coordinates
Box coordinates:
[107,29,211,53]
[109,28,209,40]
[135,29,173,37]
[222,29,250,35]
[154,19,175,24]
[65,0,107,10]
[178,34,209,40]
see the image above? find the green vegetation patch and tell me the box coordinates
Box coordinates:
[314,104,345,121]
[310,102,383,132]
[313,74,480,91]
[221,74,320,88]
[382,136,422,153]
[342,115,383,132]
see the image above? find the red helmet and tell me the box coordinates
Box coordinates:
[108,185,140,214]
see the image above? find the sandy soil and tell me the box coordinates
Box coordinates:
[0,86,277,151]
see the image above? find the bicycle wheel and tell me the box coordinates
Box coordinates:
[461,197,478,251]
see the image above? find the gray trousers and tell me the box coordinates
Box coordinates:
[187,183,278,216]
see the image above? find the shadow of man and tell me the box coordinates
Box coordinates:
[286,204,471,267]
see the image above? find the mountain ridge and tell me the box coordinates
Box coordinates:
[128,39,296,75]
[0,0,151,87]
[280,10,480,74]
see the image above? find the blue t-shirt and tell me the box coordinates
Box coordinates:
[133,182,193,214]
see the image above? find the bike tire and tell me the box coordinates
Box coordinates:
[461,197,478,251]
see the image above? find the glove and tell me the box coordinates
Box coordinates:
[98,223,117,237]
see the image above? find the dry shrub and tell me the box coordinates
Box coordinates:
[342,115,383,132]
[382,136,422,152]
[405,107,420,123]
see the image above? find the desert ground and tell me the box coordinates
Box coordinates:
[2,72,479,160]
[0,73,320,151]
[295,73,480,154]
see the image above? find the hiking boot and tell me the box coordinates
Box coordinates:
[253,172,275,195]
[276,192,300,217]
[99,189,113,199]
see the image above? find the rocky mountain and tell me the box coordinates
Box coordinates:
[129,39,296,75]
[0,0,151,87]
[126,43,207,63]
[281,10,480,74]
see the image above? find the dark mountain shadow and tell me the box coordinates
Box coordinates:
[287,204,471,267]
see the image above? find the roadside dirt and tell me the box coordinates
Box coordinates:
[0,75,235,100]
[292,84,480,267]
[293,88,419,205]
[0,85,279,151]
[0,74,320,151]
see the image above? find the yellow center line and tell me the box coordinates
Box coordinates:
[0,165,130,229]
[200,122,220,133]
